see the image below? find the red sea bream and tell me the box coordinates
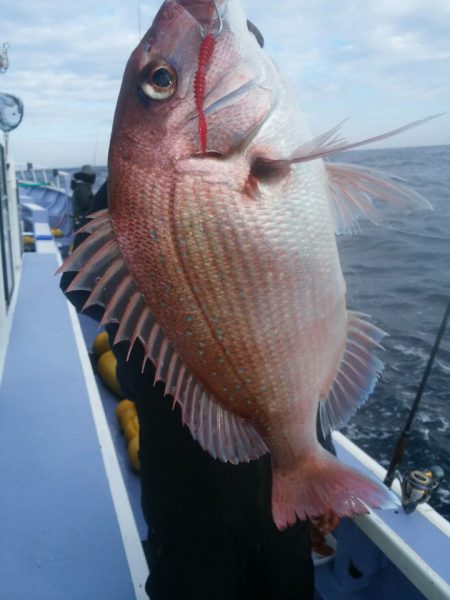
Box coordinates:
[60,0,432,528]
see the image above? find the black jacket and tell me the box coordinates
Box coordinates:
[71,180,93,224]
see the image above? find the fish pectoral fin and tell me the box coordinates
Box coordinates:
[254,115,440,168]
[59,210,268,465]
[319,312,386,435]
[325,162,431,235]
[252,116,436,230]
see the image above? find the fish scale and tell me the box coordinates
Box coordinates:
[170,166,342,433]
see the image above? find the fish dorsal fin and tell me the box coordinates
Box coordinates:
[319,312,386,435]
[58,211,268,463]
[325,162,431,235]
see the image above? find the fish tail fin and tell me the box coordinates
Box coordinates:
[271,450,398,530]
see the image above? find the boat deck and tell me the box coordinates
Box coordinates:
[0,251,148,599]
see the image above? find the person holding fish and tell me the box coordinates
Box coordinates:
[61,0,434,596]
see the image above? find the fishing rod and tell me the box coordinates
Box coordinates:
[384,295,450,491]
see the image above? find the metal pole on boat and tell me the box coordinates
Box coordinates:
[384,296,450,488]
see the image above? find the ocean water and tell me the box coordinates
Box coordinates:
[79,144,450,519]
[333,145,450,520]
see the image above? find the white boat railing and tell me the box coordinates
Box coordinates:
[15,162,71,195]
[333,431,450,599]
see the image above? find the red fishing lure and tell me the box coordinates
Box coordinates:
[194,33,216,154]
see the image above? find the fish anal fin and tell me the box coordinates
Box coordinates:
[320,312,386,434]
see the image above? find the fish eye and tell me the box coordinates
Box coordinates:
[140,63,177,101]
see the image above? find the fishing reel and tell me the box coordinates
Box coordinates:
[395,466,444,514]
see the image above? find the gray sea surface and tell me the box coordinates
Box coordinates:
[334,145,450,520]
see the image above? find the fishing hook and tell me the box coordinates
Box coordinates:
[200,0,224,38]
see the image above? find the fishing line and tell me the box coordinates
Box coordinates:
[137,1,142,39]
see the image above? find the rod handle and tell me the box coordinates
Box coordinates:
[384,432,409,487]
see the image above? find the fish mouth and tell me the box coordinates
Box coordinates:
[176,0,226,33]
[177,0,273,156]
[177,0,267,123]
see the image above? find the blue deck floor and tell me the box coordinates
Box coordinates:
[1,253,449,600]
[0,253,147,599]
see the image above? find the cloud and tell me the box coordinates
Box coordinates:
[2,0,449,167]
[242,1,449,143]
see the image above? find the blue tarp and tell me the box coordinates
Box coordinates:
[19,182,73,238]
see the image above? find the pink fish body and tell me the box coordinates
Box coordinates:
[62,0,433,527]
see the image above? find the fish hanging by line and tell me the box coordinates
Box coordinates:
[59,0,435,528]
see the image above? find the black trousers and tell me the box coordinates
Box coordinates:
[136,391,314,600]
[116,333,315,600]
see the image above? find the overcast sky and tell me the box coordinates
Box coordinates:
[1,0,449,168]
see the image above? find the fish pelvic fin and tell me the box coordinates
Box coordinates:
[319,312,386,436]
[59,210,268,464]
[325,161,432,235]
[272,450,398,530]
